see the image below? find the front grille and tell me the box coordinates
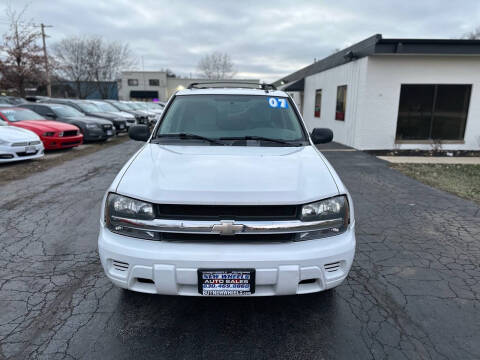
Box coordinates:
[62,130,78,137]
[160,233,296,243]
[16,150,38,156]
[11,141,40,146]
[155,204,299,221]
[103,124,112,130]
[61,141,81,146]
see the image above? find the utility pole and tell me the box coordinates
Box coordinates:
[39,24,53,97]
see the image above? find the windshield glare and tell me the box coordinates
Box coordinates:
[155,95,306,144]
[1,108,45,122]
[50,105,84,117]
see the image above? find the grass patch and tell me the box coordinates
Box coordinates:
[391,163,480,204]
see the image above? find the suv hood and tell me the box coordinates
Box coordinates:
[116,144,339,205]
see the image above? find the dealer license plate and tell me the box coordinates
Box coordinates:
[198,269,255,296]
[106,130,113,136]
[25,146,36,154]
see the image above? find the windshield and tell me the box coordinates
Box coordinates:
[124,102,140,110]
[147,102,164,109]
[76,102,100,113]
[155,95,306,145]
[110,102,131,111]
[50,105,84,117]
[93,102,118,112]
[132,102,147,110]
[1,108,45,122]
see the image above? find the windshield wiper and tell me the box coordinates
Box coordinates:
[218,136,303,146]
[153,133,224,146]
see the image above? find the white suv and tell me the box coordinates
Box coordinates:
[98,84,355,296]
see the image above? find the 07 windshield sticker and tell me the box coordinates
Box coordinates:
[267,97,288,109]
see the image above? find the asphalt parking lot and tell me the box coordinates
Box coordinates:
[1,140,479,360]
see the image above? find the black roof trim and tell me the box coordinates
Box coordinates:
[274,34,480,87]
[283,78,304,92]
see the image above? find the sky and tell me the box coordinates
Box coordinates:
[0,0,479,82]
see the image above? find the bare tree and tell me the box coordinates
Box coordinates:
[197,52,236,80]
[53,36,136,98]
[462,27,480,39]
[0,4,45,97]
[53,36,95,98]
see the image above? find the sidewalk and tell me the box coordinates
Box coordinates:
[378,156,480,164]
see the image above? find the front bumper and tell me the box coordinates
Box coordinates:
[112,121,127,133]
[41,134,83,150]
[0,143,44,163]
[83,127,113,142]
[98,223,356,296]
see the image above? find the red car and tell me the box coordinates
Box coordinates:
[0,107,83,150]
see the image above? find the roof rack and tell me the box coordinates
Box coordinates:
[187,81,277,91]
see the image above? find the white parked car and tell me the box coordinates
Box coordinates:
[98,84,355,296]
[0,118,44,163]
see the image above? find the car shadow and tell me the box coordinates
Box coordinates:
[112,289,341,358]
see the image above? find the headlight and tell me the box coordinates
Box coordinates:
[107,193,154,220]
[86,124,99,129]
[297,195,349,241]
[43,132,55,136]
[105,193,156,240]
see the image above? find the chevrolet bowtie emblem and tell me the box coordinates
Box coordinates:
[212,220,244,236]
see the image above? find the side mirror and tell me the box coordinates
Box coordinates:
[128,125,150,141]
[310,128,333,144]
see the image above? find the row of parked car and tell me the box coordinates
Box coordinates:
[0,98,165,163]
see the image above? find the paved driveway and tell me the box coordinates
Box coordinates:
[0,141,479,359]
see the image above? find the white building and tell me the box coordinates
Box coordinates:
[274,34,480,151]
[119,71,259,102]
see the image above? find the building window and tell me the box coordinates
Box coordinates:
[335,85,347,121]
[149,79,160,86]
[127,79,139,86]
[314,89,322,118]
[396,84,471,141]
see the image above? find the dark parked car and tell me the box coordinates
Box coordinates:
[42,99,127,134]
[0,95,25,105]
[20,103,115,141]
[104,100,150,125]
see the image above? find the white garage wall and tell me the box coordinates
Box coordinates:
[358,55,480,150]
[302,57,368,147]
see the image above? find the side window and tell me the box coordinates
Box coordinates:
[33,105,48,116]
[335,85,347,121]
[314,89,322,118]
[128,79,139,86]
[149,79,160,86]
